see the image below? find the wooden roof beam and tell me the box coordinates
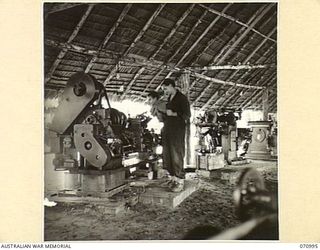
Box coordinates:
[191,72,264,90]
[269,97,277,112]
[188,23,238,91]
[150,4,195,61]
[241,89,263,110]
[268,104,277,113]
[193,10,276,67]
[44,3,83,18]
[166,4,222,64]
[218,34,277,108]
[164,3,233,80]
[188,64,274,71]
[241,71,277,107]
[120,67,146,99]
[239,74,276,109]
[218,28,277,106]
[140,4,231,95]
[193,6,274,107]
[241,74,276,109]
[225,68,275,108]
[84,4,132,73]
[192,5,270,105]
[230,69,274,109]
[269,95,277,107]
[46,38,180,72]
[124,4,165,57]
[198,3,276,43]
[45,38,122,58]
[188,4,264,91]
[124,4,195,99]
[214,4,274,65]
[45,4,94,84]
[102,4,165,87]
[137,70,164,100]
[200,67,266,111]
[221,68,269,108]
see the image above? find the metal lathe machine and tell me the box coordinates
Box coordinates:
[48,72,159,197]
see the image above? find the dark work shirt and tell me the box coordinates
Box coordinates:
[164,90,191,131]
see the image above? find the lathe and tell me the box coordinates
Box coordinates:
[194,109,240,169]
[49,72,159,197]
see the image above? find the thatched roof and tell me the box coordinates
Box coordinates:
[44,2,277,112]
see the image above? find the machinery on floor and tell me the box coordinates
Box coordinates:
[245,120,277,160]
[184,168,278,240]
[49,72,160,197]
[194,109,241,170]
[212,167,278,240]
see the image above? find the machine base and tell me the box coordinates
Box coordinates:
[66,167,126,192]
[49,187,128,215]
[245,152,275,161]
[139,179,199,208]
[196,152,226,170]
[196,168,243,185]
[54,183,128,198]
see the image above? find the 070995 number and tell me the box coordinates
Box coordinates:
[300,244,318,248]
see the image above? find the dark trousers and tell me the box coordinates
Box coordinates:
[162,127,186,179]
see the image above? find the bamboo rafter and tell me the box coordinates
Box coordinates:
[217,26,277,108]
[241,71,277,107]
[163,3,233,80]
[221,68,269,108]
[121,4,195,99]
[150,4,195,61]
[44,3,277,110]
[139,4,232,97]
[102,4,165,87]
[241,74,276,109]
[45,4,95,84]
[191,72,265,90]
[198,4,276,43]
[188,64,274,71]
[222,56,275,108]
[269,96,277,111]
[189,14,243,92]
[217,42,276,107]
[199,68,265,111]
[239,75,275,109]
[190,6,268,105]
[44,3,83,19]
[236,70,275,109]
[45,39,273,93]
[214,4,273,67]
[192,4,272,106]
[84,4,132,74]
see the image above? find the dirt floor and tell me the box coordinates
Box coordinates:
[44,161,278,241]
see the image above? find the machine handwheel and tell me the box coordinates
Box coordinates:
[233,168,266,221]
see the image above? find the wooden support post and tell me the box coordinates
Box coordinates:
[179,72,191,166]
[262,88,269,120]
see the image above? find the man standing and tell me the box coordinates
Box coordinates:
[161,78,191,192]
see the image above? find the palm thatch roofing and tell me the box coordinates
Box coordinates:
[44,2,277,112]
